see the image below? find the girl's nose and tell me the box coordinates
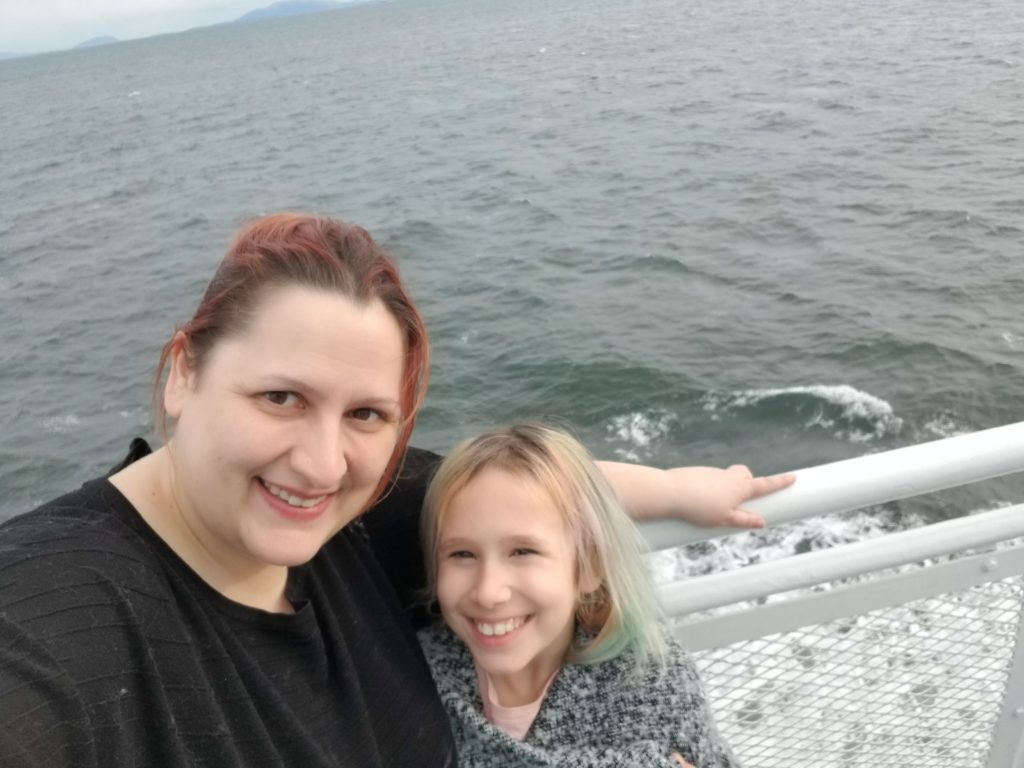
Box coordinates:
[473,562,512,608]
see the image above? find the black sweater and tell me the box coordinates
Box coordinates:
[0,441,454,767]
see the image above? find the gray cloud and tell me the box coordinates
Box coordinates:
[1,0,264,54]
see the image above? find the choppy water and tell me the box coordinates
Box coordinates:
[1,0,1023,575]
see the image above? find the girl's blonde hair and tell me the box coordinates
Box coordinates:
[422,423,666,669]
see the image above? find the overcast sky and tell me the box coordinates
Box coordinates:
[0,0,284,54]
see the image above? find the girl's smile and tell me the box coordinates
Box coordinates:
[436,467,580,706]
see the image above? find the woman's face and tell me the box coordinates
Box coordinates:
[164,284,405,570]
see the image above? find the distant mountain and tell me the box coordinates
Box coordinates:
[74,36,118,49]
[0,51,26,60]
[235,1,346,24]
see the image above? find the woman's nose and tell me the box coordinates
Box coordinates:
[292,419,348,489]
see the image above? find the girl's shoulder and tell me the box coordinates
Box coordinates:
[566,625,703,698]
[416,624,477,689]
[416,623,456,658]
[656,632,711,710]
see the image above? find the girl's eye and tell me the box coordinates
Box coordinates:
[447,550,474,560]
[511,547,538,557]
[263,391,299,407]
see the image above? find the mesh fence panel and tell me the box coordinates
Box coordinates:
[689,577,1024,768]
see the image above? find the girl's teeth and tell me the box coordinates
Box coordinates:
[476,618,523,636]
[263,480,326,509]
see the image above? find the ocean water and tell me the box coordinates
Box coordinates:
[1,0,1022,577]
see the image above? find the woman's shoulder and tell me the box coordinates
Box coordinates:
[0,476,169,618]
[4,477,135,545]
[3,438,158,554]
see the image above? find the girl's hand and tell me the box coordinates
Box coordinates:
[661,464,795,528]
[597,461,795,528]
[671,753,695,768]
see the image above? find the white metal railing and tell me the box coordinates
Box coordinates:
[640,420,1024,551]
[644,422,1024,768]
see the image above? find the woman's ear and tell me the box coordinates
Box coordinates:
[163,332,196,420]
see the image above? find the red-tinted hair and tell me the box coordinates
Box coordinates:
[155,212,430,505]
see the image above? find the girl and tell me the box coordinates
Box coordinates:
[419,423,739,768]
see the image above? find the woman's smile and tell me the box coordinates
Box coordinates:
[256,478,334,522]
[259,478,331,509]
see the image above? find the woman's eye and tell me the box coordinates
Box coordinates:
[263,391,299,407]
[350,407,382,422]
[447,550,474,560]
[511,548,538,557]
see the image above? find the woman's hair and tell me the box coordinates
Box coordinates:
[422,423,666,670]
[154,212,430,504]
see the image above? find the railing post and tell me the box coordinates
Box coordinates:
[984,582,1024,768]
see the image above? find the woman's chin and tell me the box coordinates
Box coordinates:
[243,529,328,569]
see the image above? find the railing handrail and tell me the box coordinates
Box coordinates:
[640,421,1024,551]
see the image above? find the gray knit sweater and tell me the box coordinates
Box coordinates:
[418,625,739,768]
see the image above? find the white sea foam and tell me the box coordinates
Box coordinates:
[922,411,968,439]
[645,506,910,588]
[42,414,81,433]
[604,409,677,461]
[1001,331,1022,348]
[702,384,902,443]
[117,407,150,425]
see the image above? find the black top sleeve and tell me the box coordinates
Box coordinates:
[0,615,95,768]
[358,446,443,628]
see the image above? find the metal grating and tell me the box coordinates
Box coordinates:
[690,578,1024,768]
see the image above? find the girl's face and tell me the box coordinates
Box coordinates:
[436,467,581,705]
[164,284,405,572]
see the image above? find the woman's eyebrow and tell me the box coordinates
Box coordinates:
[249,373,313,391]
[250,375,400,406]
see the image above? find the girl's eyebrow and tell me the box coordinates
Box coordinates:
[438,536,475,550]
[440,534,548,550]
[503,535,546,548]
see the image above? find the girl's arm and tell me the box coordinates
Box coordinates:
[597,461,794,529]
[512,740,689,768]
[664,642,742,768]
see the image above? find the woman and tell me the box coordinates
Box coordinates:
[0,213,789,767]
